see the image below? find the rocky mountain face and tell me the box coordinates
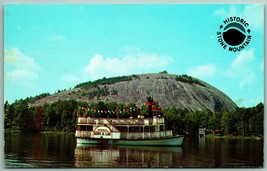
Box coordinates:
[32,73,237,113]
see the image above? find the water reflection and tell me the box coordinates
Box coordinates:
[74,144,183,168]
[4,132,76,168]
[5,132,263,168]
[185,137,264,168]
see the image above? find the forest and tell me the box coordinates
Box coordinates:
[4,99,264,137]
[75,75,133,89]
[74,73,206,89]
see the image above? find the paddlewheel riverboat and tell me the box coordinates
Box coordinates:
[75,96,184,146]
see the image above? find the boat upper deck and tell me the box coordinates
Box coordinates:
[77,116,165,126]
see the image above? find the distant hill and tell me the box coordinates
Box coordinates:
[30,73,237,113]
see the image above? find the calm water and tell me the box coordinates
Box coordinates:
[4,132,263,168]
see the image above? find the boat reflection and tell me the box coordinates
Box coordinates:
[74,144,183,168]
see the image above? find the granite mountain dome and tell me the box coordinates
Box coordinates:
[32,73,237,113]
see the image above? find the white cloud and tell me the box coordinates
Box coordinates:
[214,4,263,31]
[8,69,38,80]
[6,69,38,88]
[83,49,173,80]
[235,96,263,107]
[4,48,41,87]
[243,4,264,31]
[214,5,239,18]
[231,48,255,68]
[187,48,258,89]
[226,48,257,88]
[5,48,41,70]
[7,69,38,80]
[235,98,247,106]
[226,48,255,77]
[188,64,217,79]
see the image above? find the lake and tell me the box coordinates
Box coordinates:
[4,132,263,168]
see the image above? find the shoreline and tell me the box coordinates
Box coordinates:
[204,134,263,140]
[4,129,263,140]
[4,129,74,135]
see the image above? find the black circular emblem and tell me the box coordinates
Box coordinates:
[217,17,252,52]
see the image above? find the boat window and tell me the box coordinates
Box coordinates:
[144,126,155,132]
[78,125,93,131]
[116,126,128,132]
[150,126,155,132]
[80,125,87,131]
[86,126,93,131]
[144,126,150,132]
[129,126,143,132]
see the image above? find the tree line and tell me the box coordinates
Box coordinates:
[175,74,206,87]
[75,75,133,89]
[4,99,264,137]
[163,103,263,137]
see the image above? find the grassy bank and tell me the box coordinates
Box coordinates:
[205,134,263,140]
[4,129,74,135]
[41,131,74,135]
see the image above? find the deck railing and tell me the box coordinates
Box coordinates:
[76,130,93,138]
[76,130,172,139]
[77,117,165,126]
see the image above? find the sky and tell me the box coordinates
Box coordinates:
[4,4,264,107]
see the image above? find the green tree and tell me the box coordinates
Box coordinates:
[183,111,198,134]
[208,112,222,131]
[248,103,264,136]
[4,101,12,129]
[44,104,57,130]
[96,101,107,117]
[126,103,138,118]
[163,107,184,134]
[235,108,250,136]
[13,100,37,132]
[106,101,118,118]
[194,111,209,128]
[221,111,237,135]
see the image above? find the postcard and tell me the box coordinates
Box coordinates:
[3,3,264,168]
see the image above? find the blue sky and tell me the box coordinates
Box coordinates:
[4,4,264,107]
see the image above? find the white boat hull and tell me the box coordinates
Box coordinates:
[77,135,184,146]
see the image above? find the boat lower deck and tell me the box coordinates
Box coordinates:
[77,135,184,146]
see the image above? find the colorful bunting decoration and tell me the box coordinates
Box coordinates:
[77,104,160,116]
